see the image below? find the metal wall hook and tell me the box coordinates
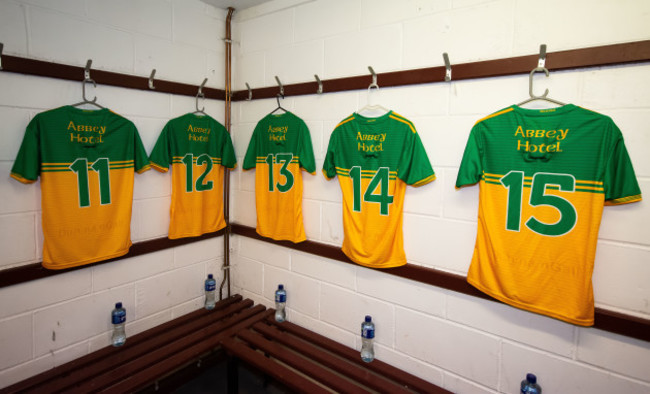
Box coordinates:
[196,78,208,112]
[84,59,92,80]
[148,69,156,90]
[537,44,547,68]
[0,42,4,70]
[443,53,452,81]
[245,82,252,100]
[367,66,378,90]
[274,75,284,97]
[314,74,323,94]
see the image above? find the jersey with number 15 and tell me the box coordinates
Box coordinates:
[11,106,150,269]
[456,104,642,326]
[149,113,236,239]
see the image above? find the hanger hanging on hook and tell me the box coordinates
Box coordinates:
[358,66,389,117]
[72,59,104,109]
[193,78,208,116]
[517,44,565,107]
[270,76,287,115]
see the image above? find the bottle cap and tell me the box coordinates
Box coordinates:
[116,302,122,308]
[208,274,213,279]
[365,315,372,322]
[278,284,284,290]
[526,373,537,384]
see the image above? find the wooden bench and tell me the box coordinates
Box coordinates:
[2,295,449,393]
[222,314,450,394]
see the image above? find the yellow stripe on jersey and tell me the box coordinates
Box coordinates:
[474,107,514,125]
[10,172,36,184]
[606,194,642,205]
[335,115,355,128]
[413,174,436,187]
[150,162,169,172]
[389,113,416,133]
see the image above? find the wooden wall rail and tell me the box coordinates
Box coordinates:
[1,54,228,100]
[0,229,224,288]
[231,40,650,101]
[230,223,650,343]
[2,40,649,103]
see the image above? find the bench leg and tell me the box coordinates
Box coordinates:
[227,356,239,394]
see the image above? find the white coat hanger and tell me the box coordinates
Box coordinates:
[357,66,389,117]
[71,60,105,109]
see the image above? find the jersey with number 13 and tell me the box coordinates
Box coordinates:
[323,111,435,269]
[243,112,315,243]
[456,104,642,326]
[11,106,150,269]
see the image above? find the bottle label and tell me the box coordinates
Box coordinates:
[112,312,126,324]
[275,293,286,303]
[362,327,375,339]
[205,282,216,291]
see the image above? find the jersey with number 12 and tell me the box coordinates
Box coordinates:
[323,111,435,269]
[243,112,315,243]
[149,113,236,239]
[456,104,642,326]
[11,106,150,269]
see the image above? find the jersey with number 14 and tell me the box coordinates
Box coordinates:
[11,106,150,269]
[323,111,435,269]
[243,112,315,243]
[456,104,642,326]
[149,114,236,239]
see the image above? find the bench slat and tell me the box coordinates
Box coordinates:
[252,321,413,394]
[96,307,273,393]
[221,338,331,394]
[263,316,451,394]
[238,329,373,394]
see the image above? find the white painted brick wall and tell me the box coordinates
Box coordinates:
[1,0,649,391]
[227,1,650,393]
[0,0,233,388]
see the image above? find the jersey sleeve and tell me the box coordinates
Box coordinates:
[242,123,259,170]
[298,119,316,174]
[397,125,435,187]
[603,122,642,205]
[220,126,237,169]
[133,126,151,173]
[10,116,41,183]
[456,124,484,188]
[322,129,338,180]
[148,122,171,172]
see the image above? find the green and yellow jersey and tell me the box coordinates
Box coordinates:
[11,106,150,269]
[243,112,315,243]
[323,111,435,268]
[149,113,236,239]
[456,104,642,326]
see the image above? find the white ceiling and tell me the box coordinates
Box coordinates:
[201,0,275,11]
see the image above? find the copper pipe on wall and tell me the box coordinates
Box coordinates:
[220,7,235,300]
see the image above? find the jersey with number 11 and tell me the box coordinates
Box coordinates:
[456,104,642,326]
[11,106,150,269]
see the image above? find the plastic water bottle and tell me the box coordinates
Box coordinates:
[274,284,286,322]
[111,302,126,347]
[520,373,542,394]
[204,274,216,310]
[360,315,375,362]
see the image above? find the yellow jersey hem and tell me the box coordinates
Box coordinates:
[256,228,306,244]
[342,248,407,269]
[467,278,594,326]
